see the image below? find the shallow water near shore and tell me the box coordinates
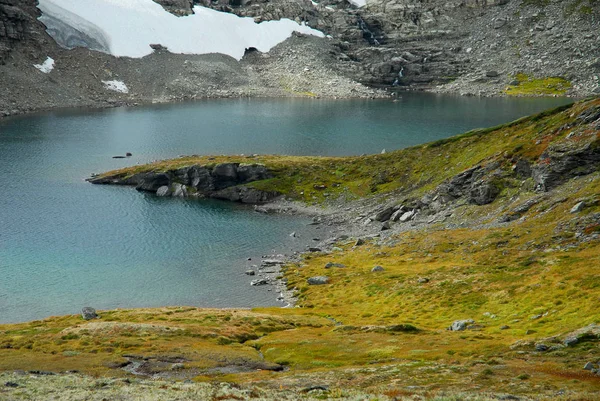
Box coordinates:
[0,94,572,323]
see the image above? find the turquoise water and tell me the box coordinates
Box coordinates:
[0,94,572,323]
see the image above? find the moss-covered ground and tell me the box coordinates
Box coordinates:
[2,98,599,400]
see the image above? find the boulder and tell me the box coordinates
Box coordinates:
[449,319,475,331]
[390,207,405,221]
[307,276,330,285]
[212,163,238,189]
[468,182,500,205]
[570,201,585,213]
[250,278,269,286]
[81,307,98,320]
[535,343,549,352]
[584,362,595,371]
[156,186,172,197]
[135,173,170,192]
[245,270,256,276]
[237,163,271,182]
[189,166,214,192]
[371,265,384,272]
[374,206,395,222]
[564,336,578,347]
[325,262,346,269]
[172,183,188,197]
[399,210,415,222]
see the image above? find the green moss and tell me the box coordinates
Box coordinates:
[505,73,572,96]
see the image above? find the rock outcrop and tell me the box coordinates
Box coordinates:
[89,163,279,204]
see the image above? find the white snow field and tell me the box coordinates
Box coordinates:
[37,0,324,60]
[33,57,55,73]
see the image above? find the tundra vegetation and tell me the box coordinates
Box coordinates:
[2,98,600,400]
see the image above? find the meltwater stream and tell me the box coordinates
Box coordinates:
[0,94,572,323]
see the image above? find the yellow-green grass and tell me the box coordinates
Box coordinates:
[505,73,572,96]
[97,98,599,205]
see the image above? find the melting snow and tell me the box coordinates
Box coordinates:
[37,0,325,60]
[34,57,55,73]
[348,0,367,7]
[102,80,129,93]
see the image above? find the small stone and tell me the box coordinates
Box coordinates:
[449,319,475,331]
[307,276,330,285]
[535,343,549,352]
[584,362,594,371]
[171,363,185,371]
[500,325,510,330]
[251,279,269,286]
[245,270,256,276]
[308,247,322,252]
[332,247,343,252]
[381,221,391,230]
[289,232,296,237]
[564,336,578,346]
[417,277,430,283]
[4,382,19,388]
[526,329,536,335]
[570,201,585,213]
[325,262,346,269]
[486,70,500,77]
[371,265,384,272]
[81,307,98,320]
[531,314,543,320]
[354,238,365,247]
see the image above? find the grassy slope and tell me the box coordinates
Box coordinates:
[2,98,600,399]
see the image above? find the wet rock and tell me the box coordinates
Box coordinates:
[307,276,330,285]
[250,278,269,286]
[371,265,384,272]
[156,185,172,197]
[245,270,256,276]
[449,319,475,331]
[172,183,188,197]
[81,307,98,320]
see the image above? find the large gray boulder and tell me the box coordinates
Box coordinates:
[212,163,239,189]
[237,163,271,183]
[449,319,475,331]
[135,173,170,192]
[188,166,214,192]
[81,307,98,320]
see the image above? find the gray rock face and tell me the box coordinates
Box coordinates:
[81,307,98,320]
[152,0,194,16]
[172,183,188,197]
[156,185,172,197]
[468,181,500,205]
[374,206,395,222]
[449,319,475,331]
[135,173,171,192]
[570,201,585,213]
[307,276,330,285]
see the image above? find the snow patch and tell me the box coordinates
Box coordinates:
[37,0,325,61]
[102,80,129,94]
[34,57,55,73]
[348,0,367,7]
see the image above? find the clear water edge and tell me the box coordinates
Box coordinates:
[0,94,573,323]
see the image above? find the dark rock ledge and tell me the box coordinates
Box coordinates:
[87,162,280,204]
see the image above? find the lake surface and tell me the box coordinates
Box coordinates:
[0,94,572,323]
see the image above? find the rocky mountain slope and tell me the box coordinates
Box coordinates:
[1,0,599,118]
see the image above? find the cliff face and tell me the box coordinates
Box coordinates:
[0,0,598,119]
[0,0,43,63]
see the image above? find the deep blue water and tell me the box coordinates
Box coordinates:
[0,94,572,323]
